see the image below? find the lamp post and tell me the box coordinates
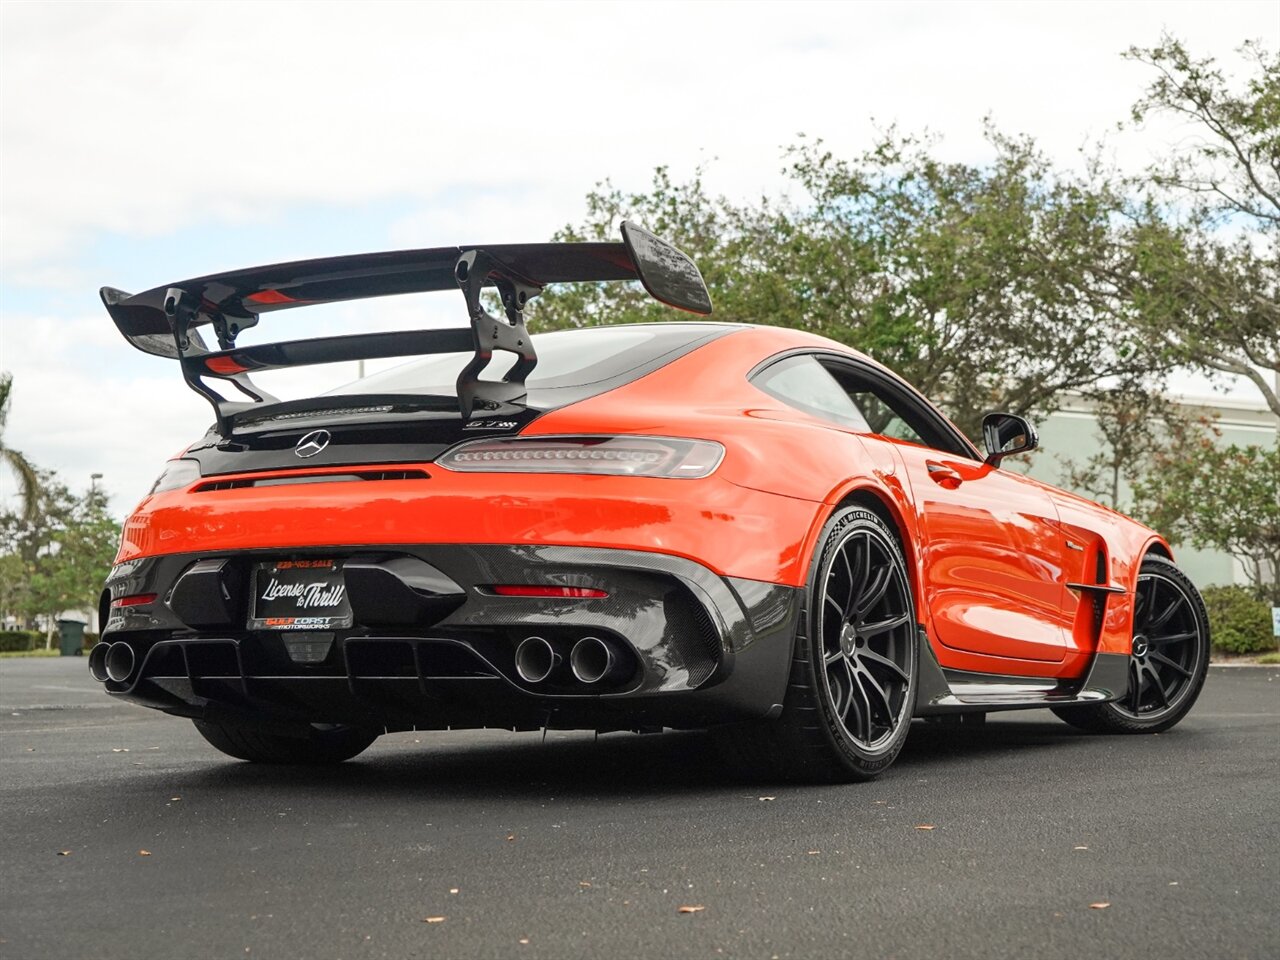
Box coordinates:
[90,473,103,497]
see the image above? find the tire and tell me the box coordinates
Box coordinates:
[716,507,917,782]
[1053,554,1210,735]
[192,719,378,764]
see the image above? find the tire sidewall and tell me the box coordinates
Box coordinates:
[1106,554,1212,731]
[802,507,918,771]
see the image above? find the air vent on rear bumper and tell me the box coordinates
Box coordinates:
[194,469,430,492]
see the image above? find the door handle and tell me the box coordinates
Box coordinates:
[926,461,962,489]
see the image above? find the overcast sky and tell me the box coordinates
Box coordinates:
[1,0,1276,517]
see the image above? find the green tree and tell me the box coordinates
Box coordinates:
[1118,37,1280,605]
[1132,424,1280,604]
[1058,381,1192,511]
[0,473,120,647]
[0,551,29,629]
[533,130,1170,440]
[776,130,1170,437]
[0,373,39,521]
[1126,35,1279,228]
[1123,36,1280,417]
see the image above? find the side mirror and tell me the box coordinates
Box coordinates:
[982,412,1038,467]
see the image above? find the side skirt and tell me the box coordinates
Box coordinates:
[912,628,1129,716]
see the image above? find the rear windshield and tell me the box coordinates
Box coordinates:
[326,324,731,398]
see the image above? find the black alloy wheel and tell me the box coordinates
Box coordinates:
[1054,554,1210,735]
[716,508,917,781]
[1116,569,1205,719]
[816,517,916,753]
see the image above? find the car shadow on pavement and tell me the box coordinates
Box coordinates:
[898,717,1091,762]
[162,717,1093,799]
[177,729,733,799]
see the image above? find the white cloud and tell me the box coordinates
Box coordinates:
[0,311,211,512]
[4,1,1276,269]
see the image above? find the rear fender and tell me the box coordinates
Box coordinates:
[810,471,929,630]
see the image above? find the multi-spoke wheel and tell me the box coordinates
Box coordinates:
[715,507,917,781]
[816,516,916,754]
[1054,554,1210,734]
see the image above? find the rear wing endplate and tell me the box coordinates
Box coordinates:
[100,222,712,431]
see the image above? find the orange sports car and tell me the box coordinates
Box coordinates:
[92,223,1210,780]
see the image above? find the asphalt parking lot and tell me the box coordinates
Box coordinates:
[0,657,1276,960]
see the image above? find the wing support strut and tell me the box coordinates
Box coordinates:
[164,287,277,434]
[453,250,541,420]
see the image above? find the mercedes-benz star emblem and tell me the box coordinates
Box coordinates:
[294,429,331,459]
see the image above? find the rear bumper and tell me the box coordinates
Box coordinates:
[97,544,800,731]
[117,469,820,586]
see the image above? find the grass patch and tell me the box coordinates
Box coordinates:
[0,649,61,659]
[1258,652,1280,666]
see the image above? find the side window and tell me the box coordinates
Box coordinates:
[752,352,976,458]
[837,379,928,446]
[751,355,871,431]
[822,360,972,457]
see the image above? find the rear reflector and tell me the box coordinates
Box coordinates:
[489,585,609,599]
[112,593,158,608]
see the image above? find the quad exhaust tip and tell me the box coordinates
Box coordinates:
[514,636,560,684]
[88,642,111,682]
[570,636,627,685]
[104,642,136,684]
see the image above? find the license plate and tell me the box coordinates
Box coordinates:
[250,559,353,630]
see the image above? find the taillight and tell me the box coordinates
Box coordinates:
[147,459,201,495]
[436,436,724,479]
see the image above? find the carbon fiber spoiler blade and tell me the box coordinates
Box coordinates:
[99,223,712,431]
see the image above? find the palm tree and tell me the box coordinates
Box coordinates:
[0,373,39,521]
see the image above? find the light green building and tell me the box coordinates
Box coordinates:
[1024,394,1277,592]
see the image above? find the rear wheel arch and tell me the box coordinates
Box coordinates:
[832,488,924,628]
[716,503,919,780]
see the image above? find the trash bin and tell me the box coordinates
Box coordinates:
[57,619,86,657]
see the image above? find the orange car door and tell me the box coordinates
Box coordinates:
[888,443,1069,663]
[815,356,1070,666]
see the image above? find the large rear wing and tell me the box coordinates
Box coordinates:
[100,222,712,431]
